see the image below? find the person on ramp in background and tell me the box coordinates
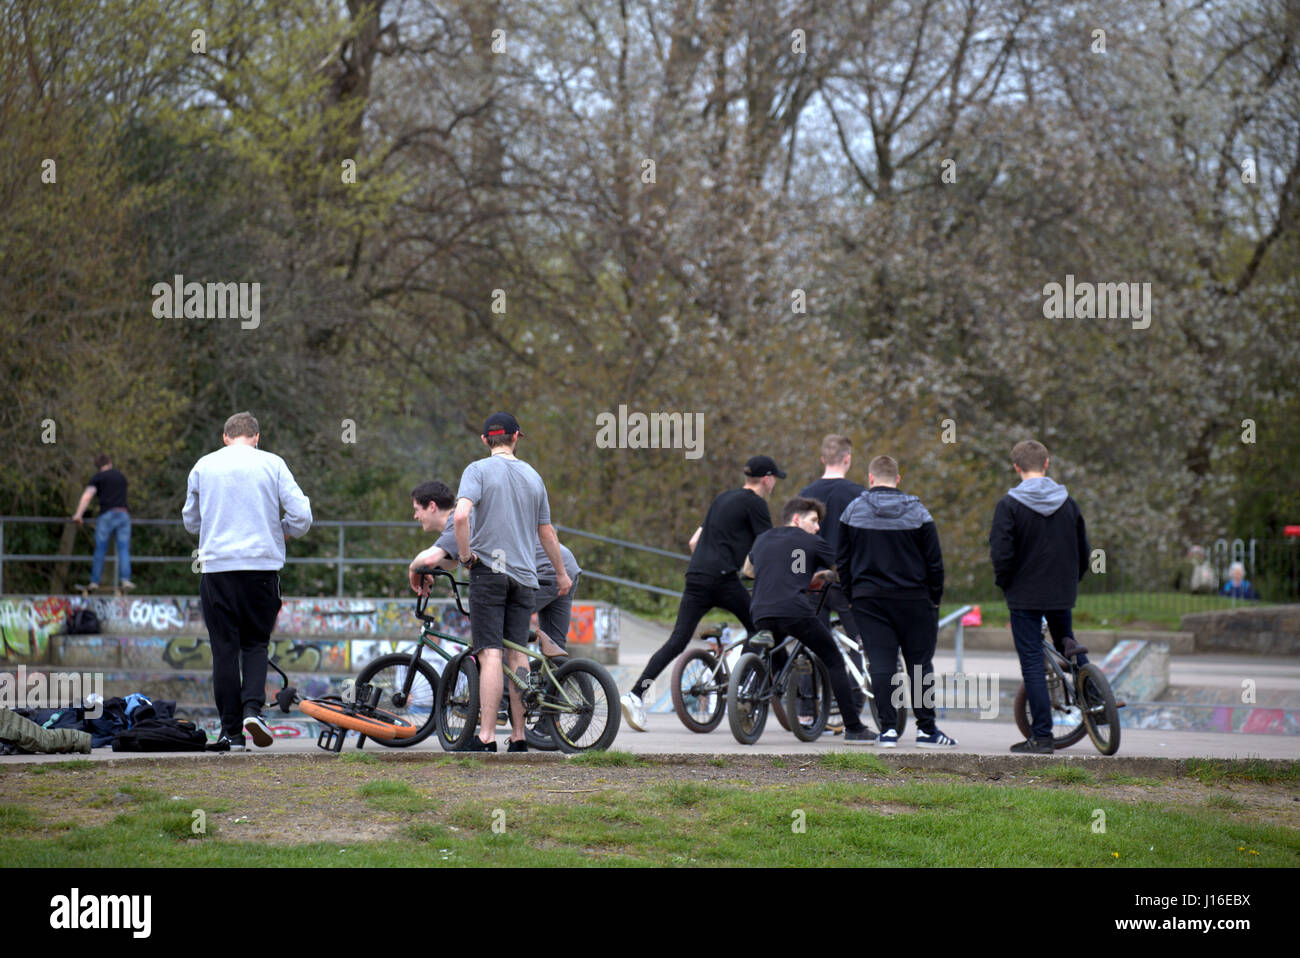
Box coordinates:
[620,455,784,731]
[72,454,135,593]
[183,412,312,751]
[989,439,1091,754]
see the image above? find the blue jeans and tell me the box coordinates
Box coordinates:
[90,509,132,584]
[1009,608,1081,741]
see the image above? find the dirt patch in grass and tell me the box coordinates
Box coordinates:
[1,753,1297,842]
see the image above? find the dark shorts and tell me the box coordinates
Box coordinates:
[468,565,536,652]
[533,572,579,647]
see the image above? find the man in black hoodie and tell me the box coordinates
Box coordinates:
[989,440,1090,754]
[837,455,955,748]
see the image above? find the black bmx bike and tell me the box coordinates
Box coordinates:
[1013,621,1122,755]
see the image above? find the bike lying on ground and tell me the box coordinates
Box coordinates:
[429,569,621,753]
[266,656,420,753]
[1013,620,1122,755]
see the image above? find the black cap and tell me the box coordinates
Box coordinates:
[483,412,523,438]
[744,455,786,479]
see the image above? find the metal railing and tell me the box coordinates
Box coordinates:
[0,515,688,599]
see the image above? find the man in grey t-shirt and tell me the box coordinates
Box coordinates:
[453,413,570,752]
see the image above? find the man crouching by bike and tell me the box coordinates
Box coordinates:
[742,497,877,744]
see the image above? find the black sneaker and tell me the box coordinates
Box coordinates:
[507,739,528,753]
[460,738,497,752]
[243,714,274,748]
[1010,737,1054,754]
[844,727,878,745]
[209,732,247,752]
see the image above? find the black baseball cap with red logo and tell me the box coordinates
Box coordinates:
[483,412,523,438]
[744,455,786,478]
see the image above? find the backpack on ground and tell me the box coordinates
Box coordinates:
[111,718,207,752]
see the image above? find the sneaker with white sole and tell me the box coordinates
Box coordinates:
[242,714,274,748]
[916,729,958,748]
[620,692,647,732]
[877,728,899,748]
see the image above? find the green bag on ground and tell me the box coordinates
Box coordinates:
[0,708,92,754]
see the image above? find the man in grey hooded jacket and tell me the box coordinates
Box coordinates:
[989,439,1090,753]
[837,455,955,748]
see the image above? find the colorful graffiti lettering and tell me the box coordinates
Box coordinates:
[162,637,211,669]
[127,599,186,631]
[0,597,70,663]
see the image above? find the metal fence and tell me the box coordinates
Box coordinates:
[3,516,1296,620]
[0,515,687,603]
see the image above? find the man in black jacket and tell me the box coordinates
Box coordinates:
[989,440,1090,754]
[620,455,783,731]
[837,455,954,748]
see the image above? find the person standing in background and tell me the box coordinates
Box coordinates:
[72,454,134,592]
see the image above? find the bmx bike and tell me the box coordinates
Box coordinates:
[430,569,621,753]
[1012,620,1122,755]
[266,656,420,753]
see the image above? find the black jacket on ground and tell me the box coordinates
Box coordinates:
[836,487,943,604]
[989,483,1089,610]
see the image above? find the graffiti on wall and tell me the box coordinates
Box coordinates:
[0,597,70,663]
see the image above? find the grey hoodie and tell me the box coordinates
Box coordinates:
[1007,476,1068,516]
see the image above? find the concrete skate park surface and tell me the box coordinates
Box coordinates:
[3,611,1297,764]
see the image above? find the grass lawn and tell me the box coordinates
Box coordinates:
[0,755,1295,867]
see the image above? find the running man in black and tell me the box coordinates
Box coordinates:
[742,497,876,743]
[620,455,784,731]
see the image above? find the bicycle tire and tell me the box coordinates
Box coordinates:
[1076,664,1121,755]
[298,698,417,740]
[355,654,439,747]
[436,651,480,750]
[1013,681,1088,749]
[726,653,770,745]
[783,649,831,742]
[540,659,620,752]
[671,648,727,733]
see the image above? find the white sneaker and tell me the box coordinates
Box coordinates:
[620,692,647,732]
[877,728,899,748]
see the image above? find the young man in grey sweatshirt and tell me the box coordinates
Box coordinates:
[183,412,312,749]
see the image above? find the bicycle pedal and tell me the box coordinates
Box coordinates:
[316,724,348,753]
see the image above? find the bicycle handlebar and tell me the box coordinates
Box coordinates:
[412,566,470,618]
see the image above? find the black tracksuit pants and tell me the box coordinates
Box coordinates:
[850,596,939,734]
[633,572,755,698]
[200,571,283,737]
[750,615,867,733]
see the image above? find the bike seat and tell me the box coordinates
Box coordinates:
[749,630,775,650]
[536,631,569,658]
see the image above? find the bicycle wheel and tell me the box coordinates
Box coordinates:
[782,649,831,742]
[1013,681,1089,749]
[540,659,620,752]
[726,653,770,745]
[436,652,480,751]
[355,654,439,747]
[298,698,417,740]
[1077,664,1121,755]
[520,662,592,750]
[671,648,726,733]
